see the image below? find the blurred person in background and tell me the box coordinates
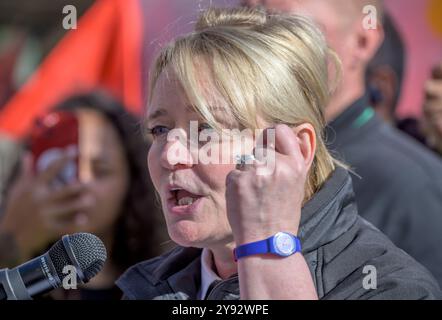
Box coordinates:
[0,1,241,191]
[422,63,442,156]
[366,13,405,125]
[245,0,442,286]
[0,91,168,299]
[366,12,442,157]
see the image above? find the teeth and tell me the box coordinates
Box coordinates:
[177,197,195,206]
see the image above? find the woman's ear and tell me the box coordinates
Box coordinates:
[292,123,316,171]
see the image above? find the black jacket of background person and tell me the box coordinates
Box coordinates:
[116,168,441,300]
[325,93,442,287]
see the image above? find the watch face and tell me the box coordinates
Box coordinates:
[273,232,296,256]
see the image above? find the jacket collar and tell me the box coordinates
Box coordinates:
[326,92,380,150]
[298,167,358,253]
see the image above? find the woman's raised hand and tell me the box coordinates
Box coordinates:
[225,124,315,245]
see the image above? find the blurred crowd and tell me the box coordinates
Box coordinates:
[0,0,442,299]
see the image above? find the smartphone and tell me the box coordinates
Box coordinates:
[29,111,79,187]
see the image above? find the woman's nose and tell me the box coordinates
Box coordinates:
[78,157,92,183]
[160,133,195,170]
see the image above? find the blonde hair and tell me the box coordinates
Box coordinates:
[149,7,344,199]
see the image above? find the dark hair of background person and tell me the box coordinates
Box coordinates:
[50,90,168,273]
[366,12,406,115]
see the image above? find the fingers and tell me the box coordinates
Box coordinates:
[423,68,442,121]
[424,101,442,117]
[11,152,35,185]
[233,125,302,175]
[259,127,276,150]
[33,181,91,224]
[255,124,302,158]
[420,70,442,144]
[46,182,85,203]
[274,124,303,159]
[43,194,94,223]
[431,64,442,80]
[36,154,73,185]
[21,152,34,178]
[425,79,442,100]
[235,154,257,172]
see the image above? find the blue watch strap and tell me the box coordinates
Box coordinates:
[234,238,270,262]
[234,233,301,261]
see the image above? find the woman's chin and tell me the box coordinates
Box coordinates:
[168,220,211,247]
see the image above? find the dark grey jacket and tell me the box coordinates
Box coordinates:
[326,93,442,286]
[116,168,441,300]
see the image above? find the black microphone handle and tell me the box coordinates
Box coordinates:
[0,233,106,300]
[0,281,7,300]
[0,252,60,300]
[0,268,31,300]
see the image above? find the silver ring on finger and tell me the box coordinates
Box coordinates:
[235,154,256,170]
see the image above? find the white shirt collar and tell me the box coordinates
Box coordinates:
[198,248,221,299]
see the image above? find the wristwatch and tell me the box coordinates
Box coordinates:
[234,232,301,261]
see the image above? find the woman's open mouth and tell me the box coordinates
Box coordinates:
[166,186,204,215]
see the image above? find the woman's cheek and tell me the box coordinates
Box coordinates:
[199,163,235,205]
[147,145,161,191]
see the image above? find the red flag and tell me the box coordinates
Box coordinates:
[0,0,143,140]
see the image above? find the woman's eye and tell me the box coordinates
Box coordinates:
[198,123,214,132]
[94,166,112,178]
[149,126,170,138]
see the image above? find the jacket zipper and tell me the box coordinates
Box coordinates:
[205,276,239,300]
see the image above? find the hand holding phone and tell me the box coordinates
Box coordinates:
[29,111,79,187]
[0,152,91,261]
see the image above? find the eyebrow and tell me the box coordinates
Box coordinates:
[145,108,168,126]
[144,105,233,128]
[145,105,198,125]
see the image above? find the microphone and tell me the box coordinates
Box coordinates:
[0,233,107,300]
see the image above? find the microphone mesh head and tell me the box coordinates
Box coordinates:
[48,233,107,282]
